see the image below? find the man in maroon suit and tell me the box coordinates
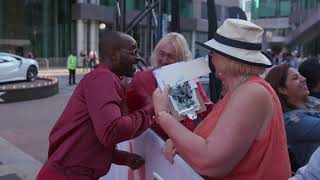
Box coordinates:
[37,31,154,180]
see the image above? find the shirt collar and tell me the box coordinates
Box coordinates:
[95,63,123,80]
[95,63,110,70]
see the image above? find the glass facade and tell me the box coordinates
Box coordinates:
[201,2,222,21]
[267,28,291,37]
[162,0,193,17]
[279,0,291,16]
[0,0,75,58]
[195,32,209,54]
[100,0,192,17]
[100,0,114,6]
[252,0,277,18]
[252,0,291,18]
[304,34,320,56]
[292,0,320,12]
[290,0,320,56]
[180,0,193,18]
[180,31,192,50]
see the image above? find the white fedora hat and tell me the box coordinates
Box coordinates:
[197,18,272,68]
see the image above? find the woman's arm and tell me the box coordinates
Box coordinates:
[153,83,273,177]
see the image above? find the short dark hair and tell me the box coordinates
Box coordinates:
[98,31,126,63]
[298,58,320,91]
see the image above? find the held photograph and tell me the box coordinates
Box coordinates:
[169,81,201,116]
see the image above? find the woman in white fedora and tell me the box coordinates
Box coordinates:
[152,18,291,179]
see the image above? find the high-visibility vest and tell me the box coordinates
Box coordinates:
[67,55,77,70]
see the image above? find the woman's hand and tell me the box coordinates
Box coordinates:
[162,139,176,164]
[152,86,170,114]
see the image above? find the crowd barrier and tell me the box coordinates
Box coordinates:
[101,129,203,180]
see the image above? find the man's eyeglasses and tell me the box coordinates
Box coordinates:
[119,48,139,56]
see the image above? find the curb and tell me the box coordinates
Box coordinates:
[39,69,88,76]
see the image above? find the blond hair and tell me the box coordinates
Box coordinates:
[150,32,192,67]
[218,54,266,76]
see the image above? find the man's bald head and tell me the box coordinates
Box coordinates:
[98,31,138,77]
[99,31,135,63]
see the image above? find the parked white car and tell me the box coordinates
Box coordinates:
[0,52,39,83]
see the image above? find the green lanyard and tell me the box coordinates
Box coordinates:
[239,74,250,84]
[235,74,252,89]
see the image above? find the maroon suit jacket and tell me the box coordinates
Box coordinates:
[43,64,154,179]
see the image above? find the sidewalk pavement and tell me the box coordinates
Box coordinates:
[0,68,88,180]
[39,68,89,76]
[0,137,42,180]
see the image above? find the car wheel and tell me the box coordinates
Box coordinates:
[26,66,38,82]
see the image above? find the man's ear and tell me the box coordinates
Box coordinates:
[110,49,120,63]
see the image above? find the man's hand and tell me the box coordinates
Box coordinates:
[126,152,145,170]
[112,150,145,170]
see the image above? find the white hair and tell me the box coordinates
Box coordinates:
[150,32,192,67]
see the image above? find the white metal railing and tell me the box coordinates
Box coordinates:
[35,57,67,69]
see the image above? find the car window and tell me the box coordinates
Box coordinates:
[0,55,16,62]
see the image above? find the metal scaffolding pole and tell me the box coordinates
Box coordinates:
[120,0,126,32]
[171,0,180,32]
[157,0,162,42]
[207,0,222,103]
[146,0,152,64]
[125,1,159,33]
[114,0,120,31]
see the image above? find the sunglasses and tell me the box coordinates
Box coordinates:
[119,48,139,56]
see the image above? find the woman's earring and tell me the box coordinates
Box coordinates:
[218,72,223,77]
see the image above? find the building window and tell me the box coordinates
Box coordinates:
[245,0,252,12]
[163,0,171,14]
[180,0,193,17]
[0,0,75,57]
[252,0,277,18]
[201,2,207,19]
[267,28,291,37]
[196,32,208,54]
[162,0,193,18]
[201,2,221,21]
[131,0,145,11]
[181,31,192,50]
[280,0,291,16]
[100,0,113,6]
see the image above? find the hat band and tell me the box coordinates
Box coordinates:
[214,33,262,51]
